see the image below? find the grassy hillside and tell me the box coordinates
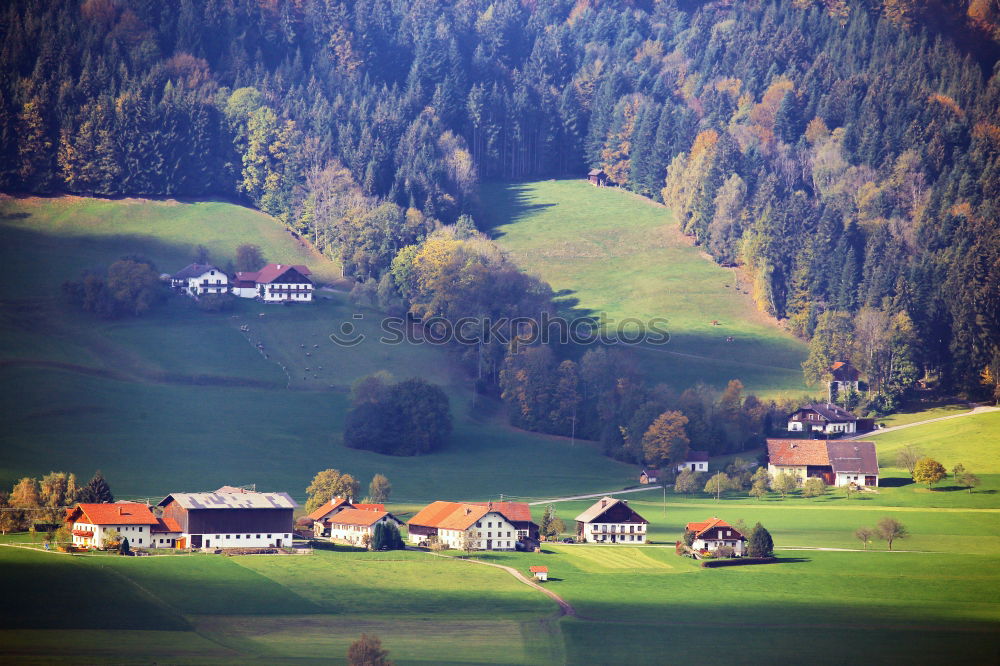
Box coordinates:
[873,410,1000,475]
[0,195,638,501]
[481,180,811,397]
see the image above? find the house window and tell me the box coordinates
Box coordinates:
[268,534,272,539]
[236,535,240,539]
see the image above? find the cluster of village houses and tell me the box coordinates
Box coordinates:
[168,262,315,302]
[66,362,879,560]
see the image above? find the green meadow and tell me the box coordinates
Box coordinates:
[481,180,810,396]
[0,196,636,501]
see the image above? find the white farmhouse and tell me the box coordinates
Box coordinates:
[574,497,649,544]
[676,450,709,473]
[65,502,159,549]
[787,403,858,435]
[233,263,314,302]
[686,517,746,556]
[327,508,403,547]
[170,263,229,297]
[407,501,522,550]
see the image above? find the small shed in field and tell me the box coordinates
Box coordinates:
[529,565,548,581]
[588,168,608,186]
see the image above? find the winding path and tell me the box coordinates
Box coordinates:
[848,404,999,439]
[424,550,575,618]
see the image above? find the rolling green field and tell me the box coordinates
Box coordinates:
[481,180,810,396]
[0,195,637,501]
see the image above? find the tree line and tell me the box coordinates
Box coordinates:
[0,471,114,534]
[2,0,998,401]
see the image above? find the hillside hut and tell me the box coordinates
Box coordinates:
[588,168,608,186]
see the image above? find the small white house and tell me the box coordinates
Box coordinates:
[676,450,709,473]
[686,517,746,556]
[574,497,649,544]
[170,263,229,297]
[529,566,548,581]
[233,263,313,302]
[65,502,159,549]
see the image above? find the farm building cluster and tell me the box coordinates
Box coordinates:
[169,262,314,302]
[68,486,297,550]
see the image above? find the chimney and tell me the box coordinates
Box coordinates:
[119,506,124,515]
[600,499,607,508]
[465,507,472,515]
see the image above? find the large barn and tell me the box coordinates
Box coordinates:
[157,486,297,549]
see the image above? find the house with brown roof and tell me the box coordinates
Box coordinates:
[327,508,402,547]
[766,439,879,487]
[686,517,746,556]
[787,403,859,435]
[639,468,659,484]
[575,497,649,544]
[66,502,159,549]
[470,501,539,544]
[676,450,710,473]
[588,168,608,186]
[407,501,533,551]
[233,263,313,302]
[829,360,862,401]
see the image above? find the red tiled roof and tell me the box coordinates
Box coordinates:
[307,498,349,522]
[352,503,385,512]
[529,566,548,573]
[766,439,830,466]
[685,517,731,538]
[328,508,391,527]
[67,503,158,526]
[436,505,491,531]
[152,516,182,533]
[408,501,464,528]
[469,502,532,523]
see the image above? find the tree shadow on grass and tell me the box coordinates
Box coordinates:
[878,477,915,488]
[772,556,810,564]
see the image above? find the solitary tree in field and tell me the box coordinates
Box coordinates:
[876,517,908,551]
[674,468,701,494]
[235,243,266,272]
[895,445,922,476]
[347,633,393,666]
[704,472,733,500]
[854,526,874,550]
[461,528,478,555]
[912,457,946,488]
[746,523,774,558]
[802,477,827,498]
[304,469,360,513]
[540,505,565,539]
[772,472,798,499]
[748,480,768,501]
[368,474,391,504]
[952,464,980,494]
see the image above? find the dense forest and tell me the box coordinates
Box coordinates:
[2,0,999,455]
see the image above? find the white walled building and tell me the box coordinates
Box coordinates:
[686,517,746,556]
[575,497,649,544]
[66,502,159,549]
[170,263,229,297]
[407,502,525,550]
[233,263,314,302]
[676,450,709,473]
[327,508,403,547]
[157,486,298,549]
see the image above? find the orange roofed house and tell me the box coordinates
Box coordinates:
[407,501,538,551]
[66,502,159,549]
[686,517,746,556]
[306,497,388,539]
[767,439,879,487]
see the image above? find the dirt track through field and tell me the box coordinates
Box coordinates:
[423,550,575,618]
